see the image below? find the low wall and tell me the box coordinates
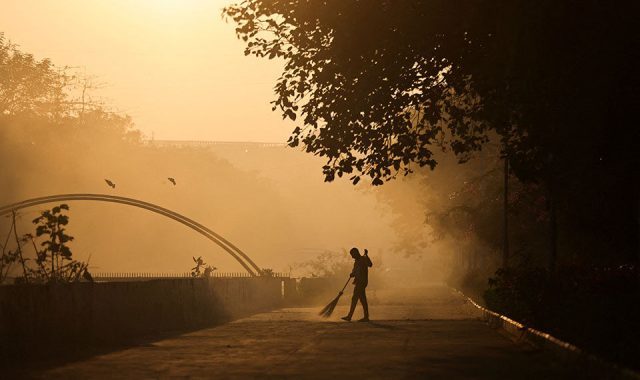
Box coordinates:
[0,277,283,362]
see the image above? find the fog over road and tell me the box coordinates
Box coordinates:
[15,286,578,379]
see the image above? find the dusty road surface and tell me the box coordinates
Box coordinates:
[12,285,579,379]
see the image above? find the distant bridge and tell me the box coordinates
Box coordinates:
[0,194,263,276]
[148,140,286,149]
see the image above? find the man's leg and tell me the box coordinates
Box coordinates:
[342,289,358,321]
[360,288,369,319]
[356,287,369,321]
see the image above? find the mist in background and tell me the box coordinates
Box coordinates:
[0,25,505,295]
[0,89,463,285]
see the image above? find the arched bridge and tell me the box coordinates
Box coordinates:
[0,194,263,276]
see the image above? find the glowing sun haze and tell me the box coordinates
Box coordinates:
[0,0,292,142]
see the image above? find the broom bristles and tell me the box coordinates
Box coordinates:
[319,292,343,318]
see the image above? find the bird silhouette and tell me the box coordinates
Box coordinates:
[168,177,176,186]
[104,179,116,188]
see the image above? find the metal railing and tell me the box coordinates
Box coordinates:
[93,272,290,281]
[149,140,286,148]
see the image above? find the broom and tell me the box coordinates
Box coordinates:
[319,276,352,318]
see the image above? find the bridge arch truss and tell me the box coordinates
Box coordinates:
[0,194,263,276]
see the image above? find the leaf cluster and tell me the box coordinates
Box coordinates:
[32,204,73,261]
[224,1,637,188]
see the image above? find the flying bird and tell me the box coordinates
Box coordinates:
[168,177,176,185]
[104,179,116,188]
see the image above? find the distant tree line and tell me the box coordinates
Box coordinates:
[0,32,140,141]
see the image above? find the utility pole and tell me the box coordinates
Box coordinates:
[549,176,557,273]
[503,155,510,268]
[547,152,558,273]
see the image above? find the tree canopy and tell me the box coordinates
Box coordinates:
[224,1,637,186]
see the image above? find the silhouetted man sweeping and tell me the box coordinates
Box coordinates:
[342,247,373,322]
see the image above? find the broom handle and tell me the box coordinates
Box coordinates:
[339,276,351,293]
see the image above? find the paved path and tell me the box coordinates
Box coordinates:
[14,286,579,379]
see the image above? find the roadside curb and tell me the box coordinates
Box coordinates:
[451,288,640,380]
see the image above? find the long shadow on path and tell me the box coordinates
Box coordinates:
[2,315,242,376]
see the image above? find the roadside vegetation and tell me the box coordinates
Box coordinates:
[0,204,91,284]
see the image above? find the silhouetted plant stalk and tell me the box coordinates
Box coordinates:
[11,210,29,281]
[191,256,216,278]
[0,218,18,283]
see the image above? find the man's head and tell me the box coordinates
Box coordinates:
[349,247,360,259]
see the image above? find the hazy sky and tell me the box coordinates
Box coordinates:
[1,0,293,142]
